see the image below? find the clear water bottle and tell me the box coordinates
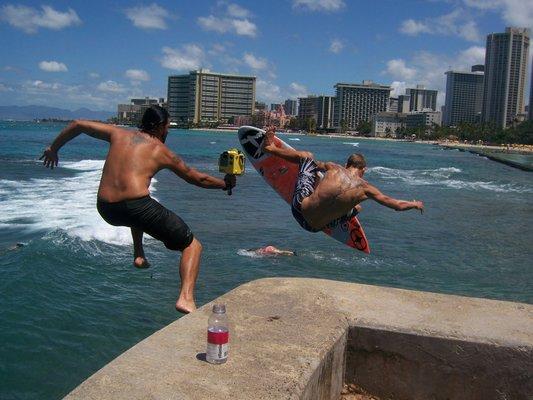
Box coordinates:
[206,304,229,364]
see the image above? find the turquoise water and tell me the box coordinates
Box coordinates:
[1,122,532,399]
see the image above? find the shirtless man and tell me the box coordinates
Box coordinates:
[40,106,235,313]
[262,126,423,233]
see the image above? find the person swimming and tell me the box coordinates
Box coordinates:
[247,245,296,256]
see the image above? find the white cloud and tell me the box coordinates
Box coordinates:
[160,45,206,71]
[243,53,267,70]
[400,19,430,35]
[39,61,68,72]
[293,0,345,12]
[383,46,489,107]
[256,79,282,103]
[329,39,344,54]
[198,15,257,37]
[458,46,486,66]
[0,5,81,34]
[125,69,150,82]
[89,72,100,79]
[26,80,61,91]
[399,9,481,42]
[385,59,417,81]
[197,3,256,37]
[462,0,533,30]
[97,80,126,93]
[288,82,308,98]
[226,3,251,18]
[124,4,171,30]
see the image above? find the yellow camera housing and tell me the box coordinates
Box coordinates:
[218,148,245,175]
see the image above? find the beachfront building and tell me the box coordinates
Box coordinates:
[388,97,399,113]
[530,65,533,121]
[333,81,391,130]
[167,69,255,125]
[371,112,406,137]
[406,86,438,111]
[284,99,298,116]
[405,111,442,130]
[117,97,166,125]
[270,103,281,112]
[443,66,484,126]
[298,95,335,131]
[397,95,410,113]
[482,27,530,129]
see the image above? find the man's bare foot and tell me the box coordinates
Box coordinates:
[133,256,150,269]
[175,298,196,314]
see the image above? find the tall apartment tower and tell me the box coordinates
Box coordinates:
[297,95,335,130]
[283,99,297,116]
[529,65,533,121]
[482,27,530,129]
[406,85,438,111]
[333,81,391,129]
[167,69,255,124]
[443,66,484,126]
[317,96,335,129]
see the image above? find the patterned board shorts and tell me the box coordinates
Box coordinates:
[291,158,358,233]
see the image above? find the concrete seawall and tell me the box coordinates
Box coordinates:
[64,278,533,399]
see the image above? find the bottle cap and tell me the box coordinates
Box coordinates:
[212,304,226,314]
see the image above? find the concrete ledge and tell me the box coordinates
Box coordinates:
[64,278,533,399]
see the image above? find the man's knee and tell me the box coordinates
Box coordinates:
[184,237,202,253]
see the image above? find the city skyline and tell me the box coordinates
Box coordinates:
[0,1,532,111]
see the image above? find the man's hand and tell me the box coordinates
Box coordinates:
[412,200,424,214]
[224,174,236,192]
[40,147,58,169]
[264,126,276,147]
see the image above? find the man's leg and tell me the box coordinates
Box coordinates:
[131,228,150,268]
[175,237,202,314]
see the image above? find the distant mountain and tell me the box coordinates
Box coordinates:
[0,105,115,121]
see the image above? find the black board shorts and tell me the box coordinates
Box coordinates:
[291,158,321,233]
[97,195,194,251]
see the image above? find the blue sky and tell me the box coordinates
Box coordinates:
[0,0,532,111]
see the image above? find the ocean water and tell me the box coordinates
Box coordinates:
[1,122,532,399]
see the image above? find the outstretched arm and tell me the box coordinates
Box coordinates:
[365,184,424,213]
[163,149,235,191]
[262,126,314,164]
[41,120,117,168]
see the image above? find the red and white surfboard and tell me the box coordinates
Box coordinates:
[238,126,370,254]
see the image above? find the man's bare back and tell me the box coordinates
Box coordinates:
[41,109,236,314]
[262,126,423,232]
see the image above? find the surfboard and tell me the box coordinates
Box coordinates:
[238,126,370,254]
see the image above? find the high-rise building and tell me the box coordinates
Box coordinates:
[297,95,335,130]
[117,97,166,125]
[406,85,438,111]
[167,69,255,124]
[443,67,484,126]
[298,95,319,121]
[397,95,410,113]
[270,103,281,112]
[529,65,533,121]
[283,99,298,116]
[482,27,530,129]
[388,97,399,113]
[333,81,391,129]
[317,96,335,130]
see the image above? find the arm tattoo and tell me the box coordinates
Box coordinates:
[172,154,191,173]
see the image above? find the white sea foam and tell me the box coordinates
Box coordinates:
[237,249,264,258]
[288,138,300,141]
[0,160,157,246]
[342,142,359,147]
[367,166,531,193]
